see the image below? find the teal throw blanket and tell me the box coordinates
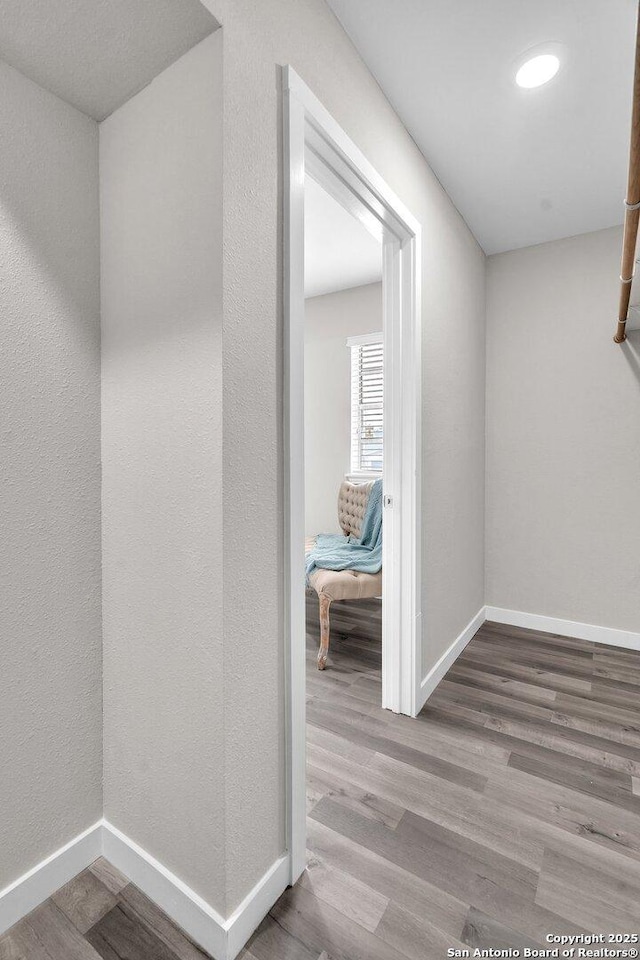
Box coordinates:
[306,479,383,582]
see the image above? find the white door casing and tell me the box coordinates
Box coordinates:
[283,66,422,884]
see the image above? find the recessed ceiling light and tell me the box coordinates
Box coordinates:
[515,53,560,89]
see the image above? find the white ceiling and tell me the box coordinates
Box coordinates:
[0,0,218,120]
[326,0,637,254]
[304,176,382,298]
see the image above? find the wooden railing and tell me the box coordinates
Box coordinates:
[615,1,640,343]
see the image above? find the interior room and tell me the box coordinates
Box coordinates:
[303,175,383,677]
[2,1,640,958]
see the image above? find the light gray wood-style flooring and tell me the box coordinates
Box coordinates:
[2,599,639,959]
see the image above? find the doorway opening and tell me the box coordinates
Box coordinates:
[283,67,423,885]
[303,175,384,676]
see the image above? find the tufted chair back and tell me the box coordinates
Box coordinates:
[337,479,374,539]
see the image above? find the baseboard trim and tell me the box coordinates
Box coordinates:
[0,818,288,958]
[485,606,640,651]
[417,605,486,712]
[102,820,288,960]
[225,855,289,960]
[0,821,103,937]
[417,604,640,715]
[102,820,227,959]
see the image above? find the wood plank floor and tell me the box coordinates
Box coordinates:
[251,599,640,957]
[0,858,212,960]
[3,602,640,959]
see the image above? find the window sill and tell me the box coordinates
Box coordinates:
[345,472,382,483]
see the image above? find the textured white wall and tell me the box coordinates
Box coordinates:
[2,0,485,922]
[487,226,640,632]
[100,32,225,909]
[199,0,486,912]
[305,283,382,535]
[0,61,101,889]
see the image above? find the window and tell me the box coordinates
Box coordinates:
[348,333,383,476]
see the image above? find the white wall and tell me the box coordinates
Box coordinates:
[199,0,486,913]
[1,0,487,924]
[486,226,639,633]
[100,32,225,910]
[0,0,486,930]
[305,283,382,536]
[0,61,102,890]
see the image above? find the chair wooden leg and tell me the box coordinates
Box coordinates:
[317,594,331,670]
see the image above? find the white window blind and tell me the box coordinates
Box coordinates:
[348,334,383,475]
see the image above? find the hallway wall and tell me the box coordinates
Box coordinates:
[0,61,102,890]
[100,32,225,910]
[0,0,487,924]
[201,0,486,913]
[486,225,640,634]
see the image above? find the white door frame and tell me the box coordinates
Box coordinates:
[283,66,422,885]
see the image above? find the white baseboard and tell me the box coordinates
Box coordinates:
[417,605,486,712]
[102,820,288,960]
[485,606,640,652]
[102,820,228,959]
[224,855,290,960]
[0,821,102,937]
[417,604,640,716]
[0,819,288,960]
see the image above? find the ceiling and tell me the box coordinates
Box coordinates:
[0,0,218,120]
[326,0,637,254]
[304,176,382,298]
